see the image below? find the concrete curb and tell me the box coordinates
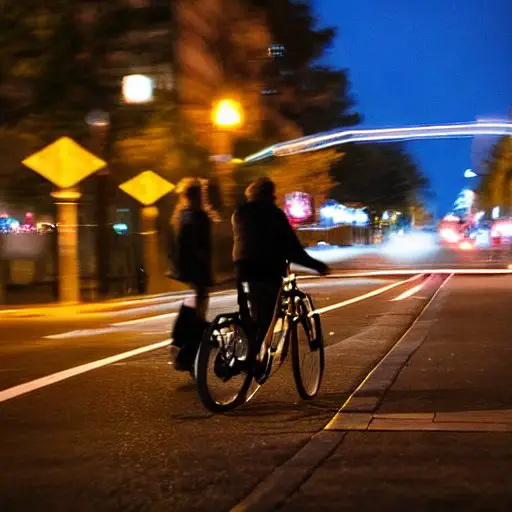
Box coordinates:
[327,273,450,427]
[231,273,450,512]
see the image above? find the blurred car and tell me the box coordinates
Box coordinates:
[383,226,438,257]
[490,218,512,247]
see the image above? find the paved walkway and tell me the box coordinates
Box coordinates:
[281,275,512,511]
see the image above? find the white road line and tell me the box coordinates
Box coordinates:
[391,282,426,301]
[2,276,422,404]
[319,268,512,279]
[112,312,178,327]
[0,339,172,404]
[311,274,423,316]
[45,327,121,340]
[43,313,179,340]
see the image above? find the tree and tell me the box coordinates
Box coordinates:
[0,1,209,206]
[330,143,429,214]
[479,136,512,213]
[267,150,340,207]
[174,0,271,150]
[111,105,212,186]
[174,0,360,154]
[246,0,360,139]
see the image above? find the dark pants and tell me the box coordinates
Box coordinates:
[192,284,209,321]
[237,281,281,353]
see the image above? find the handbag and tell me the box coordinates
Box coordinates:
[171,303,209,370]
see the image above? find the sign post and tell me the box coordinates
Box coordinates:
[119,171,175,295]
[22,137,106,303]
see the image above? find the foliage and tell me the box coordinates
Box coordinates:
[236,150,340,210]
[111,105,212,186]
[246,0,360,139]
[0,1,209,206]
[0,121,54,211]
[174,0,271,149]
[330,143,429,213]
[267,150,340,205]
[479,136,512,212]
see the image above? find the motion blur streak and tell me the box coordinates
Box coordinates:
[0,340,172,404]
[245,121,512,162]
[43,313,180,339]
[326,269,512,277]
[383,231,437,258]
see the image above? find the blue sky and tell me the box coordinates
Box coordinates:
[313,0,511,215]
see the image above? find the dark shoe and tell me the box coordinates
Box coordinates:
[254,352,270,385]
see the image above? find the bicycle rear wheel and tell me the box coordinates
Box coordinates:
[291,294,324,400]
[195,315,253,413]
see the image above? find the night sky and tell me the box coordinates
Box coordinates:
[314,0,511,216]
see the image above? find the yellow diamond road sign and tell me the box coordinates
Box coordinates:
[22,137,106,189]
[119,171,175,206]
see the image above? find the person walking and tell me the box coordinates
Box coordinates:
[169,179,213,371]
[171,178,213,320]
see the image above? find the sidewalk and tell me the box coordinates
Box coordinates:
[282,274,512,511]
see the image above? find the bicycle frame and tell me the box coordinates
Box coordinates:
[255,273,307,382]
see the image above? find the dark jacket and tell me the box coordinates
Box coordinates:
[175,208,213,287]
[232,200,327,282]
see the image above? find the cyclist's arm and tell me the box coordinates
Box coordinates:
[278,210,328,274]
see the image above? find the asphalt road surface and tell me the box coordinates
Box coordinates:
[1,273,434,511]
[1,246,511,511]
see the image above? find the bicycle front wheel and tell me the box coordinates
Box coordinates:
[291,295,324,400]
[195,316,253,413]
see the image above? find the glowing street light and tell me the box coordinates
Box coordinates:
[212,99,243,129]
[464,168,478,178]
[211,99,244,212]
[122,74,154,104]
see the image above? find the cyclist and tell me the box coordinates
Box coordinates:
[232,177,329,358]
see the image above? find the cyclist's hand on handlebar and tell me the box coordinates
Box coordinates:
[315,261,330,276]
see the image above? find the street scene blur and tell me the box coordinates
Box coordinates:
[1,0,512,510]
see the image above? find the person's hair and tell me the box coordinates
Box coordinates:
[245,177,276,202]
[171,178,203,231]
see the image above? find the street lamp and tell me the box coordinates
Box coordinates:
[464,168,478,179]
[212,99,243,129]
[122,74,154,104]
[211,98,243,211]
[88,74,154,298]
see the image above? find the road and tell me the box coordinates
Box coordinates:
[1,246,512,510]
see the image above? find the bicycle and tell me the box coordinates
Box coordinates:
[194,272,325,413]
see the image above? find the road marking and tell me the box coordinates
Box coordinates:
[45,327,120,340]
[311,274,424,316]
[111,312,178,327]
[391,282,426,301]
[314,268,512,279]
[326,273,452,429]
[0,339,172,404]
[233,274,451,511]
[3,275,421,403]
[43,313,179,340]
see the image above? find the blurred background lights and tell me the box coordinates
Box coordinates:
[122,74,154,104]
[284,192,313,226]
[212,99,243,128]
